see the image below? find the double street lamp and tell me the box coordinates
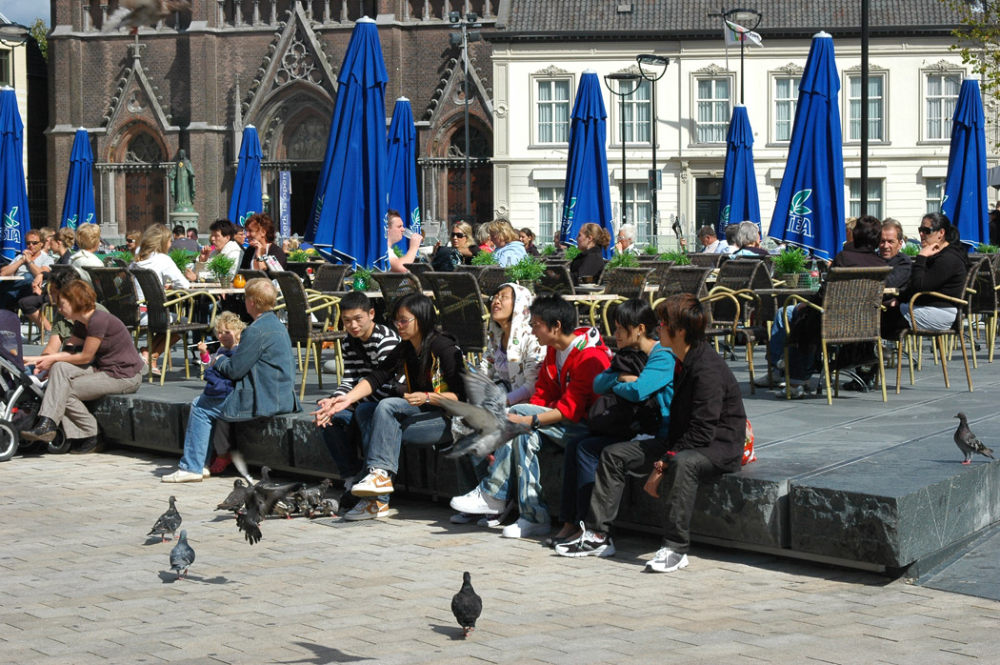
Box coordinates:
[722,8,762,104]
[604,72,641,228]
[636,54,669,241]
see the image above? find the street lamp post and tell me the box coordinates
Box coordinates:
[722,8,762,104]
[636,54,669,242]
[450,11,482,221]
[605,72,641,229]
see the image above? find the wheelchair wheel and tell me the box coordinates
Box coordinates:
[0,419,19,462]
[47,427,71,455]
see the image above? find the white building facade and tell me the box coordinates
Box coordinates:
[488,1,996,249]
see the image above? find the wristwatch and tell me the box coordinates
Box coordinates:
[530,414,540,430]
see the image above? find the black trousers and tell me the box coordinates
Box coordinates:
[586,440,720,553]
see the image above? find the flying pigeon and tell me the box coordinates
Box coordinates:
[104,0,191,34]
[169,530,195,579]
[451,571,482,637]
[216,479,250,513]
[148,495,182,542]
[955,412,995,465]
[435,370,529,459]
[235,468,303,545]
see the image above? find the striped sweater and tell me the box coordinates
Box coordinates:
[331,324,401,401]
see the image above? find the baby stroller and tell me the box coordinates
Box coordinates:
[0,311,68,462]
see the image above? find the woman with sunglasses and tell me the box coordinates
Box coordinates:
[450,221,480,264]
[892,212,968,333]
[319,293,467,520]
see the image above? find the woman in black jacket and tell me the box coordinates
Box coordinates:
[569,223,611,285]
[239,213,287,271]
[899,212,968,332]
[319,293,466,520]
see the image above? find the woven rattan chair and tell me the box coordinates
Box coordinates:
[782,267,892,404]
[652,265,712,305]
[597,267,653,337]
[84,266,142,339]
[130,267,217,385]
[424,271,489,358]
[285,261,313,286]
[967,256,997,365]
[237,268,268,282]
[536,264,576,297]
[709,260,774,391]
[475,266,507,298]
[309,264,349,292]
[372,272,423,318]
[404,263,433,289]
[271,271,346,400]
[688,253,726,269]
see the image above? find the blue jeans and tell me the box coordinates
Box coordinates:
[480,404,589,525]
[560,434,623,525]
[179,394,228,473]
[768,304,816,382]
[321,408,363,479]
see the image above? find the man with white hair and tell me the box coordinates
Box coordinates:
[615,223,640,255]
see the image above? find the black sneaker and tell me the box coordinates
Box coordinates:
[554,531,615,558]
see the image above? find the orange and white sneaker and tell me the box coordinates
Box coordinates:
[343,498,390,521]
[351,468,394,497]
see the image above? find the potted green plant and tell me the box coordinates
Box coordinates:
[471,250,498,266]
[900,242,920,257]
[287,249,309,262]
[351,266,373,291]
[607,251,640,269]
[168,248,198,274]
[504,256,546,291]
[773,247,808,287]
[206,253,236,285]
[110,250,134,265]
[657,250,690,266]
[563,246,581,261]
[976,243,999,254]
[541,244,557,257]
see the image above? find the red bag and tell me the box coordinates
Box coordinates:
[743,419,757,465]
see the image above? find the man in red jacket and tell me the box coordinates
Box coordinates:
[449,295,611,539]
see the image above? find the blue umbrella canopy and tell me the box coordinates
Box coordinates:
[717,105,760,237]
[941,78,989,247]
[60,128,97,230]
[559,70,614,258]
[228,125,263,228]
[767,32,845,262]
[305,17,388,269]
[0,88,30,260]
[386,97,420,250]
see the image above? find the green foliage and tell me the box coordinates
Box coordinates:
[941,0,1000,148]
[643,243,660,255]
[563,246,581,261]
[168,248,198,274]
[658,250,690,265]
[607,251,640,268]
[900,243,921,257]
[505,256,546,283]
[287,249,309,262]
[110,250,133,264]
[471,250,498,266]
[29,19,47,61]
[773,247,808,274]
[541,244,557,256]
[977,243,1000,254]
[206,253,236,283]
[351,266,373,291]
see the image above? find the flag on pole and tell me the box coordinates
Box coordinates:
[724,20,763,47]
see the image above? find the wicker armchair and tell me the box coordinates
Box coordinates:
[372,272,423,318]
[709,260,774,391]
[967,256,997,365]
[237,268,268,282]
[404,263,433,289]
[271,271,345,400]
[537,265,576,297]
[84,266,142,339]
[423,271,489,357]
[597,267,653,337]
[688,253,726,269]
[130,268,217,385]
[309,264,349,292]
[652,265,713,305]
[475,266,508,298]
[782,267,892,404]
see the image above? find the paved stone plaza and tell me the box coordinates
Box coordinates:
[3,445,1000,665]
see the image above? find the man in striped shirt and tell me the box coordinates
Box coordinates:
[314,291,401,487]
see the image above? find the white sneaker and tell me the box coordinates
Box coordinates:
[449,487,505,516]
[645,547,689,573]
[161,469,204,483]
[202,467,211,478]
[351,468,394,497]
[501,517,551,539]
[343,498,389,521]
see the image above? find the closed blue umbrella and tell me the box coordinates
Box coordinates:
[60,128,97,230]
[386,97,420,251]
[559,70,614,258]
[768,32,845,262]
[716,105,759,237]
[228,125,263,228]
[305,17,388,269]
[0,87,29,260]
[941,78,989,247]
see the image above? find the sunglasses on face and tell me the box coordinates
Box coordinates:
[26,240,41,246]
[451,232,466,239]
[918,226,935,235]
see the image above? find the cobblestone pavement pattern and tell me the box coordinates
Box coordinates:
[3,450,1000,665]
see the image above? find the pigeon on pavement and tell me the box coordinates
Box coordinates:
[308,498,340,518]
[435,370,529,459]
[235,469,303,545]
[451,571,482,637]
[169,530,195,579]
[294,479,333,515]
[955,412,995,465]
[104,0,191,34]
[148,495,182,542]
[216,479,250,513]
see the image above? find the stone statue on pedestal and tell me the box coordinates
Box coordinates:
[167,149,196,213]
